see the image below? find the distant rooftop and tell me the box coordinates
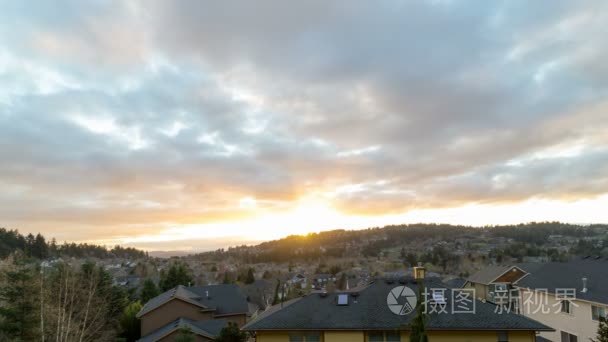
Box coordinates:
[516,259,608,305]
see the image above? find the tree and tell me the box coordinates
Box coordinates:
[33,233,49,259]
[244,268,255,284]
[337,273,347,291]
[119,301,142,342]
[174,327,195,342]
[409,284,428,342]
[591,317,608,342]
[329,265,342,276]
[272,280,281,305]
[159,262,193,291]
[222,272,233,284]
[0,256,40,341]
[140,279,160,303]
[216,322,247,342]
[42,261,127,341]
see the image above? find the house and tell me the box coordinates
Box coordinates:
[312,274,336,289]
[515,259,608,342]
[136,284,251,341]
[288,273,307,288]
[138,318,228,342]
[114,275,141,288]
[243,268,552,342]
[464,265,528,310]
[243,279,277,310]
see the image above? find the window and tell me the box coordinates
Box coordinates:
[289,335,304,342]
[497,331,508,342]
[289,333,321,342]
[561,300,572,314]
[368,331,401,342]
[561,331,578,342]
[306,334,321,342]
[385,332,400,342]
[494,284,508,292]
[592,305,607,321]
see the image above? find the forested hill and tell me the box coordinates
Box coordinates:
[194,222,608,263]
[0,227,147,259]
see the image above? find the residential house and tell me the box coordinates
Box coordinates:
[312,274,336,289]
[465,265,528,310]
[243,268,552,342]
[287,273,307,289]
[516,259,608,342]
[136,284,251,341]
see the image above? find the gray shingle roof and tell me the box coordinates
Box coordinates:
[243,277,552,332]
[137,284,249,318]
[516,259,608,305]
[138,318,228,342]
[444,278,467,289]
[467,266,515,285]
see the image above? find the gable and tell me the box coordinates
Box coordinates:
[494,267,527,283]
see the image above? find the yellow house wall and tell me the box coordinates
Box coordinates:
[255,331,289,342]
[428,331,534,342]
[254,330,535,342]
[324,331,364,342]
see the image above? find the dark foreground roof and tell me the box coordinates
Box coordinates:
[137,284,249,318]
[138,318,227,342]
[243,277,552,332]
[516,259,608,305]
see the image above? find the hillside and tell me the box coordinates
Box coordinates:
[193,222,608,266]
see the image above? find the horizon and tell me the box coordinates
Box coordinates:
[2,1,608,251]
[4,220,604,257]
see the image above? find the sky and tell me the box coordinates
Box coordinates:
[1,1,608,252]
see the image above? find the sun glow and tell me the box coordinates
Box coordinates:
[111,194,608,251]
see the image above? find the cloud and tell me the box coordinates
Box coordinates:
[1,0,607,248]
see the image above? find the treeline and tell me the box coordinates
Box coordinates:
[488,222,603,244]
[0,228,147,260]
[195,222,608,263]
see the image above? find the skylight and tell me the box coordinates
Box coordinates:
[337,294,349,306]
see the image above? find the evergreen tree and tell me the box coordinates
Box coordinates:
[409,284,428,342]
[119,301,142,342]
[49,238,58,257]
[24,233,35,257]
[222,272,233,284]
[272,280,281,305]
[33,233,49,259]
[159,262,194,291]
[337,273,347,290]
[216,322,247,342]
[140,278,160,303]
[592,317,608,342]
[244,268,255,284]
[0,256,40,340]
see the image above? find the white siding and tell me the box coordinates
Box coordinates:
[519,289,601,342]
